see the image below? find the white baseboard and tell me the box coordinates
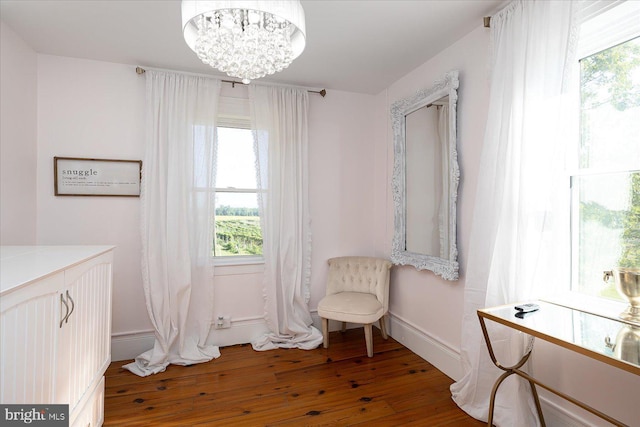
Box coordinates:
[309,311,362,333]
[538,386,625,426]
[386,313,463,380]
[539,397,603,427]
[385,313,591,427]
[111,317,269,362]
[206,316,270,348]
[111,330,155,362]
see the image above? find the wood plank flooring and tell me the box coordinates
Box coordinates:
[104,328,483,426]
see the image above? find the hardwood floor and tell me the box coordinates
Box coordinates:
[104,328,484,426]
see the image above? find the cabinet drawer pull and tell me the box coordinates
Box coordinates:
[59,293,69,328]
[65,290,75,323]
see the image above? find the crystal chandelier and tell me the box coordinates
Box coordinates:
[182,1,306,84]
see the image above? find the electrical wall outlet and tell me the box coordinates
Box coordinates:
[215,315,231,329]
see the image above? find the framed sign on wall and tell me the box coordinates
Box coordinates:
[54,157,142,197]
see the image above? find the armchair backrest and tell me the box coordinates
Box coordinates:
[326,256,393,312]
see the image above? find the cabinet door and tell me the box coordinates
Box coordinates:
[56,252,113,420]
[0,273,64,404]
[70,377,104,427]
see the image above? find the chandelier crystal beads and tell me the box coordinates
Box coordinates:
[182,1,306,84]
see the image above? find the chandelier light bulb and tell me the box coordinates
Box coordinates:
[182,1,306,84]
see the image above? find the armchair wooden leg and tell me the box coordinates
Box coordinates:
[322,318,329,349]
[379,315,388,340]
[364,323,373,357]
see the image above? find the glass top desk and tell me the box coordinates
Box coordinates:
[478,300,639,427]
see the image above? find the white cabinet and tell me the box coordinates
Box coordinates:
[0,271,62,404]
[0,246,114,427]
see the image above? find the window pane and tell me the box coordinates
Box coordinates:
[579,37,640,170]
[573,35,640,300]
[216,127,257,188]
[573,171,640,300]
[214,192,262,257]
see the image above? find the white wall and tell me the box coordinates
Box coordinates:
[33,54,378,358]
[377,25,638,427]
[307,89,379,308]
[36,55,152,339]
[0,22,37,245]
[375,26,491,376]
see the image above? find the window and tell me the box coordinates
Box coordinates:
[214,126,262,259]
[571,4,640,301]
[210,97,263,262]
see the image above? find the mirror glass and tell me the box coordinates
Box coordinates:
[391,71,459,280]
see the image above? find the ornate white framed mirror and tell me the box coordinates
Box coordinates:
[391,71,460,280]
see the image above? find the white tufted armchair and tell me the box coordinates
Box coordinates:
[317,256,393,357]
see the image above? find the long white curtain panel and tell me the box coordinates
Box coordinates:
[124,70,222,376]
[450,1,580,425]
[250,85,323,351]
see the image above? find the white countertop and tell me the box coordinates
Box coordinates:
[0,245,115,295]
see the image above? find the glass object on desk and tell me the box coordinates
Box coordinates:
[603,268,640,322]
[572,308,631,364]
[605,324,640,366]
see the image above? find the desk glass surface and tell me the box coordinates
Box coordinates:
[478,301,640,375]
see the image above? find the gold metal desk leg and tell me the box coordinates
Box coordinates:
[528,377,545,425]
[479,314,546,427]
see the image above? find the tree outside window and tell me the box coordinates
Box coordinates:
[573,36,640,300]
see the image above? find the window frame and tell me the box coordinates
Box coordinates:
[567,2,640,308]
[212,97,264,266]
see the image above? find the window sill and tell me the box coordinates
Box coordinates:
[213,256,264,276]
[541,291,628,322]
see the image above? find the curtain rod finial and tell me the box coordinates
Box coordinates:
[484,16,491,28]
[136,67,146,75]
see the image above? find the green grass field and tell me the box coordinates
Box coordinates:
[214,215,262,256]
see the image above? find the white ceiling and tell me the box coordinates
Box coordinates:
[0,0,505,94]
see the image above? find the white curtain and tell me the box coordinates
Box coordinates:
[124,70,222,376]
[450,1,579,425]
[249,85,323,351]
